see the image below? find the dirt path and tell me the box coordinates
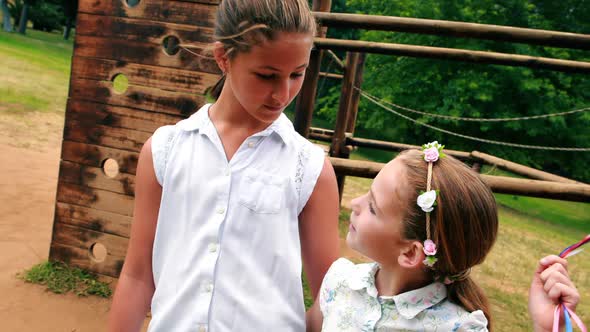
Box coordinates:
[0,110,149,331]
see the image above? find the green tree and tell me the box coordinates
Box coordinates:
[320,0,590,181]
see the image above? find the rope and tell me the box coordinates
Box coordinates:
[360,91,590,151]
[357,88,590,122]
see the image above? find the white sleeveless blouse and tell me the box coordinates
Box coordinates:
[148,104,325,332]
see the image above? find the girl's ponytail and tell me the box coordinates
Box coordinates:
[448,277,493,331]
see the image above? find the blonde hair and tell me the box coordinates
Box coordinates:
[209,0,317,98]
[398,149,498,330]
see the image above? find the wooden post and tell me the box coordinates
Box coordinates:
[293,0,332,137]
[330,52,360,200]
[346,53,366,135]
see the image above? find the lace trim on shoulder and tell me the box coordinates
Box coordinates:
[295,143,310,198]
[153,126,178,185]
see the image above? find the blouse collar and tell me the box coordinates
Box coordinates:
[178,103,293,146]
[347,262,448,319]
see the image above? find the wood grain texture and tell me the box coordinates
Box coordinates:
[78,0,218,25]
[65,99,183,133]
[59,160,136,196]
[55,202,132,238]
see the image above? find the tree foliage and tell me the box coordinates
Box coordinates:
[316,0,590,182]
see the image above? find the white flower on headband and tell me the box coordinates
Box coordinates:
[422,141,445,162]
[417,190,437,213]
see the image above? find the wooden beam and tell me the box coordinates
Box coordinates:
[471,151,586,185]
[330,157,590,202]
[313,12,590,50]
[347,136,473,161]
[314,38,590,74]
[319,72,344,79]
[325,49,345,69]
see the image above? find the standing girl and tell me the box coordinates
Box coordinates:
[306,143,581,331]
[108,1,340,331]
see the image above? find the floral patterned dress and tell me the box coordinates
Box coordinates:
[319,258,488,332]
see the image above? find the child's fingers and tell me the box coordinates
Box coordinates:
[539,262,570,285]
[546,282,580,310]
[542,268,575,294]
[537,255,568,274]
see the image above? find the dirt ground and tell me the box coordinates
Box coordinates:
[0,111,151,331]
[0,111,364,331]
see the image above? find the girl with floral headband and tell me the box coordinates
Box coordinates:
[307,142,581,331]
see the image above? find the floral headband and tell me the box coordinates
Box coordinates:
[416,141,445,269]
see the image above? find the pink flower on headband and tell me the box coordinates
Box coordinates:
[423,239,437,256]
[421,141,446,162]
[423,147,439,162]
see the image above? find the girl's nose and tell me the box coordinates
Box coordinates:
[272,79,289,105]
[350,196,361,214]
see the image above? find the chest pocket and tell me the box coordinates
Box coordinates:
[238,168,286,214]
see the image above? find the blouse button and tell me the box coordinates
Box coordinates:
[198,325,206,332]
[247,141,255,148]
[216,207,225,215]
[208,243,218,253]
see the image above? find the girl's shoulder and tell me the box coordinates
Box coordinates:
[446,308,488,331]
[151,124,183,186]
[322,258,377,290]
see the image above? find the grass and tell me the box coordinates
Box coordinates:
[0,29,73,114]
[19,261,112,298]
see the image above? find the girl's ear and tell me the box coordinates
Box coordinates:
[398,240,425,269]
[213,42,229,73]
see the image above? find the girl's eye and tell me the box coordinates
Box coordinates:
[369,202,376,215]
[291,72,305,79]
[256,73,275,80]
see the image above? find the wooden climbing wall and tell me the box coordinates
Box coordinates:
[49,0,221,278]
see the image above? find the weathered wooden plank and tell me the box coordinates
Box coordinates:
[49,243,123,278]
[71,56,219,95]
[51,221,128,258]
[49,223,128,278]
[59,160,136,196]
[61,140,139,175]
[73,35,219,74]
[56,181,135,216]
[76,12,214,45]
[55,202,132,238]
[65,99,183,133]
[69,77,204,117]
[78,0,218,25]
[64,119,150,152]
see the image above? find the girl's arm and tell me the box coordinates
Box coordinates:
[299,157,340,298]
[108,137,161,332]
[306,299,324,332]
[528,255,580,332]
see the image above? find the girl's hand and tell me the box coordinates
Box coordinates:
[528,255,580,332]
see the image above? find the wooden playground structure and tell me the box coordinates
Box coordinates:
[48,0,590,279]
